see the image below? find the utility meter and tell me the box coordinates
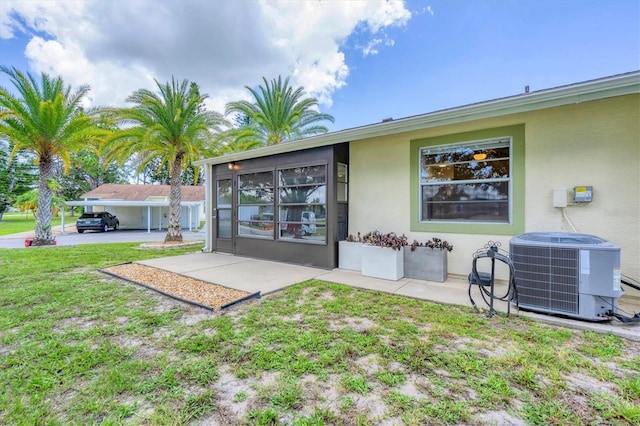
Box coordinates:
[574,186,593,203]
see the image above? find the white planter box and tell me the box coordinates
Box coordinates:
[403,246,448,282]
[361,245,404,281]
[338,241,363,271]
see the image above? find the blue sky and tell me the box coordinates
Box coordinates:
[331,0,640,129]
[1,0,638,131]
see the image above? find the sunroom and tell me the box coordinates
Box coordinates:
[199,144,349,269]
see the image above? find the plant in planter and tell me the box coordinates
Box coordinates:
[346,233,362,242]
[361,231,408,281]
[362,230,408,250]
[339,232,364,271]
[404,237,453,282]
[409,237,453,252]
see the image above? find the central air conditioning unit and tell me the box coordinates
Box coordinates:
[510,232,622,321]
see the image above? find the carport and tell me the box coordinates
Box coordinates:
[63,200,203,233]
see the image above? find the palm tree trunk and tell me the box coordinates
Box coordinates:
[34,156,54,245]
[164,154,183,243]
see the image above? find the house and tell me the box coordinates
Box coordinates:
[194,71,640,283]
[64,184,205,232]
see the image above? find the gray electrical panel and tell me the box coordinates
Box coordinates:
[574,186,593,203]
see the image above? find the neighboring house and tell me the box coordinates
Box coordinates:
[194,71,639,282]
[65,184,205,232]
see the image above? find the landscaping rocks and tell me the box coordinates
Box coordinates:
[104,263,249,310]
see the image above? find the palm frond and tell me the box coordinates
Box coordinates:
[223,75,334,146]
[0,67,102,242]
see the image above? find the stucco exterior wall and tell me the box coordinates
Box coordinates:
[349,94,639,282]
[522,95,639,282]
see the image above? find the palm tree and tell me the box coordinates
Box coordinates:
[105,78,225,243]
[0,67,102,245]
[225,75,334,146]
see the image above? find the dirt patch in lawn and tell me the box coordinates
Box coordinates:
[103,263,250,310]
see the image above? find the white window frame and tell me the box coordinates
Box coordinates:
[419,136,513,224]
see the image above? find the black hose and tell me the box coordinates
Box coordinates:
[621,278,640,292]
[610,279,640,322]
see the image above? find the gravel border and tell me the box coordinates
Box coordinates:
[101,263,258,310]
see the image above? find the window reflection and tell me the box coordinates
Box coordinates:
[337,163,348,202]
[239,189,273,204]
[278,165,327,243]
[420,138,511,223]
[238,171,274,239]
[238,205,274,237]
[279,186,325,204]
[216,178,232,239]
[217,179,232,207]
[239,172,274,189]
[217,209,232,238]
[279,166,326,185]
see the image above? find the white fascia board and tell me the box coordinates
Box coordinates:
[195,71,640,167]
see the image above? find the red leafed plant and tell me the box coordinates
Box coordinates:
[362,230,408,251]
[410,237,454,252]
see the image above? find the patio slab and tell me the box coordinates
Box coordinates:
[135,252,640,341]
[139,252,325,295]
[139,252,247,274]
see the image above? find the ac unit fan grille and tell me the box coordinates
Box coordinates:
[511,246,579,314]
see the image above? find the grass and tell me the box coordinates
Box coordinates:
[0,212,205,237]
[0,211,71,236]
[1,243,639,425]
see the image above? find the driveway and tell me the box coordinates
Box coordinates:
[0,228,206,248]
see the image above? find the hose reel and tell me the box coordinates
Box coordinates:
[468,241,518,317]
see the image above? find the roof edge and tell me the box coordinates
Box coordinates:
[66,200,203,207]
[196,71,640,167]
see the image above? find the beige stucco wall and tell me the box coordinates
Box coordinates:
[349,94,639,283]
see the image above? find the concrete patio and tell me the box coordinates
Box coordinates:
[137,252,640,341]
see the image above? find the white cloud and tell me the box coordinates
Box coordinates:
[361,37,397,57]
[1,0,411,112]
[362,38,383,56]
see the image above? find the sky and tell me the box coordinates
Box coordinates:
[0,0,639,132]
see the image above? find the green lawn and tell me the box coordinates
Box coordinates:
[0,211,74,236]
[1,244,639,425]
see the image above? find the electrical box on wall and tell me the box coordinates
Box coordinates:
[574,186,593,203]
[552,189,567,208]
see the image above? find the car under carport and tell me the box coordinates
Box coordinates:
[63,199,203,233]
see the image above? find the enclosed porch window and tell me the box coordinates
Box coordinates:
[237,171,274,238]
[277,165,327,243]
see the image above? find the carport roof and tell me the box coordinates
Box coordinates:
[66,200,202,207]
[80,184,205,202]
